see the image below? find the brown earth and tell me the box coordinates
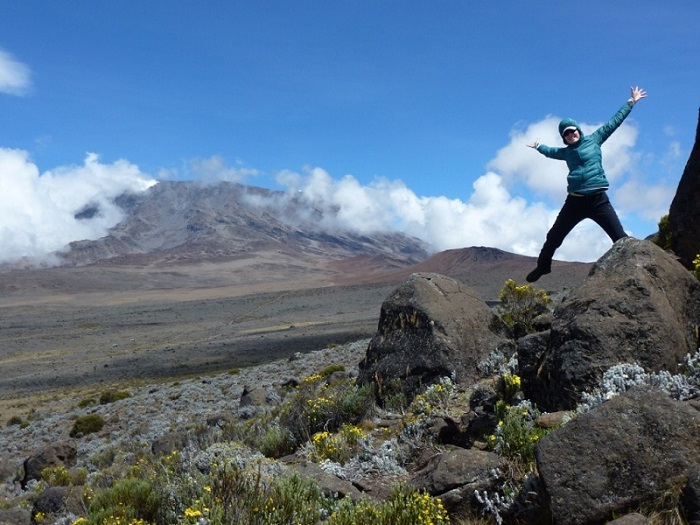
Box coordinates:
[0,247,591,419]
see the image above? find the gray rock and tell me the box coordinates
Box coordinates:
[0,507,31,525]
[358,272,510,404]
[410,448,502,518]
[521,238,700,411]
[286,460,363,501]
[21,441,77,489]
[31,485,84,522]
[669,107,700,269]
[151,431,189,456]
[536,385,700,525]
[607,513,650,525]
[683,467,700,525]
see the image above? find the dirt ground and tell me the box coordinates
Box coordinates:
[0,255,590,419]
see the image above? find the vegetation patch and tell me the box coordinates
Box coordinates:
[70,414,105,437]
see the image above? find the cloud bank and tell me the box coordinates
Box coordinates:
[0,115,676,266]
[246,116,672,262]
[0,149,155,264]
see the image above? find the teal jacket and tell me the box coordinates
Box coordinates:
[536,101,634,195]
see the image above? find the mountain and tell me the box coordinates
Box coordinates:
[0,181,591,302]
[60,181,430,268]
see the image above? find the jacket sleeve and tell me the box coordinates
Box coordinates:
[536,144,567,160]
[591,101,634,145]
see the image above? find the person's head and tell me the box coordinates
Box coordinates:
[558,118,581,145]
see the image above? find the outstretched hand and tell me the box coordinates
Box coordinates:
[630,86,647,104]
[527,139,540,149]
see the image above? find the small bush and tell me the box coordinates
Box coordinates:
[654,214,672,250]
[6,415,23,427]
[70,414,105,437]
[277,374,374,449]
[40,465,87,487]
[495,372,521,406]
[99,390,131,404]
[408,376,455,417]
[87,477,160,524]
[78,398,97,408]
[327,484,449,525]
[694,253,700,282]
[310,424,367,464]
[319,364,345,377]
[497,279,551,339]
[259,425,296,458]
[489,401,550,471]
[196,463,322,525]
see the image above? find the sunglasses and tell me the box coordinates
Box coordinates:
[563,128,578,137]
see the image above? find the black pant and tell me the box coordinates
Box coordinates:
[537,191,626,269]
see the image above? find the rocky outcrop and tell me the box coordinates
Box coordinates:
[519,238,700,411]
[669,108,700,269]
[409,448,502,518]
[357,272,511,404]
[536,385,700,525]
[21,441,77,489]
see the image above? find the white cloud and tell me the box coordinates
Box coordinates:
[0,149,155,264]
[613,180,675,222]
[0,109,671,267]
[0,49,32,96]
[243,113,657,264]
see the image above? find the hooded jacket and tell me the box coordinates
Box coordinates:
[536,101,634,195]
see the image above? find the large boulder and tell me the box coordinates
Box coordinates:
[520,238,700,411]
[669,107,700,269]
[357,273,510,404]
[536,385,700,525]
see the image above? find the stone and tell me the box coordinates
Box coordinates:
[21,441,77,489]
[357,273,510,404]
[286,460,363,501]
[536,385,700,525]
[669,108,700,269]
[607,514,650,525]
[521,238,700,411]
[151,431,189,456]
[410,448,502,518]
[683,468,700,525]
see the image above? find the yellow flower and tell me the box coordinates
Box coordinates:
[184,507,203,519]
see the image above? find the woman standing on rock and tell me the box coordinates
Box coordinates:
[525,86,647,283]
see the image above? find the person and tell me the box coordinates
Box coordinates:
[525,86,647,283]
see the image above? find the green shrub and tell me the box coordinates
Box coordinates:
[655,214,672,250]
[99,390,131,404]
[87,477,160,524]
[259,425,296,458]
[488,401,550,471]
[78,398,97,408]
[327,484,449,525]
[498,278,551,339]
[408,376,455,417]
[6,415,23,427]
[70,414,105,437]
[495,372,522,406]
[194,463,322,525]
[277,374,374,450]
[694,254,700,282]
[319,364,345,377]
[310,424,367,464]
[40,465,87,487]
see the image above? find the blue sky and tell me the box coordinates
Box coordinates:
[1,1,698,265]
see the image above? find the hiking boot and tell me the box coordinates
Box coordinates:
[526,266,551,283]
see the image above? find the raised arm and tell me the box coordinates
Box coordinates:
[593,86,647,144]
